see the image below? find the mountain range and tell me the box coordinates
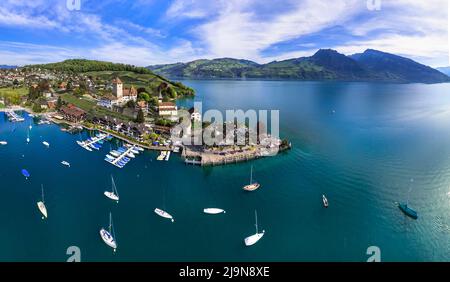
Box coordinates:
[148,49,449,84]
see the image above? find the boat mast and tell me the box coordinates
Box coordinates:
[111,175,117,195]
[109,212,112,234]
[250,166,253,184]
[41,184,45,203]
[254,210,258,234]
[407,178,414,205]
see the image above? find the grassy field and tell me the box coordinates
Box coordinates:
[83,70,194,97]
[0,87,28,105]
[60,93,133,121]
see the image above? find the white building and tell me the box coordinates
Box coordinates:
[158,102,178,118]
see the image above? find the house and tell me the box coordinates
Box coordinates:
[58,82,67,91]
[47,99,57,110]
[188,107,202,122]
[137,100,148,114]
[158,102,178,117]
[59,104,86,122]
[98,94,120,109]
[122,86,138,102]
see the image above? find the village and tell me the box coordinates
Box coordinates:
[0,67,289,166]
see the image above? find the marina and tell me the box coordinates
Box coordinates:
[5,110,25,122]
[76,133,110,151]
[105,144,143,168]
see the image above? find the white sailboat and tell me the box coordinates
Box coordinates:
[0,141,7,145]
[154,208,174,222]
[37,185,48,219]
[244,210,265,246]
[42,141,50,147]
[99,212,117,251]
[243,165,260,191]
[61,161,70,167]
[203,208,226,214]
[104,175,119,203]
[322,194,329,208]
[26,130,30,143]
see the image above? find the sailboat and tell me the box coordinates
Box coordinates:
[398,184,418,219]
[61,161,70,167]
[243,165,260,191]
[244,210,265,246]
[42,141,50,147]
[99,212,117,251]
[37,185,48,219]
[104,175,119,203]
[322,195,329,208]
[26,130,30,143]
[154,208,175,222]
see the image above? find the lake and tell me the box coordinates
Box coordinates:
[1,80,450,261]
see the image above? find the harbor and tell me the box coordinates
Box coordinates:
[4,110,25,122]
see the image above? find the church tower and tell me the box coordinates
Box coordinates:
[112,77,123,98]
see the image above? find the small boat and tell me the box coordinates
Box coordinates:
[26,138,30,143]
[243,165,260,191]
[99,212,117,251]
[110,151,121,157]
[61,161,70,167]
[42,141,50,147]
[37,185,48,219]
[244,210,265,246]
[0,141,7,145]
[29,125,32,130]
[157,151,167,161]
[21,169,30,179]
[398,203,418,219]
[165,151,171,161]
[104,175,119,203]
[154,208,174,222]
[127,152,135,158]
[135,146,144,152]
[203,208,226,215]
[322,195,329,208]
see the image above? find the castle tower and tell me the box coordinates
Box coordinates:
[112,77,123,98]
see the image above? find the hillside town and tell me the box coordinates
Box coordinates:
[0,66,289,166]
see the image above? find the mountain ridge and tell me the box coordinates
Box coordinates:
[148,49,449,83]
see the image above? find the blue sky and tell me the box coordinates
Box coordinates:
[0,0,448,67]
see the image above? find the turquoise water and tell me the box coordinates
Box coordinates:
[1,80,450,261]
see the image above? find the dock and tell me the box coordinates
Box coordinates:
[5,110,25,122]
[105,144,142,168]
[77,133,109,151]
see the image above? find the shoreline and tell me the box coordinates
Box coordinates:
[2,106,290,166]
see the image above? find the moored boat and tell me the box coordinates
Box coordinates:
[154,208,174,222]
[203,208,226,214]
[398,203,418,219]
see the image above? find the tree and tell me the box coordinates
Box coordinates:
[126,100,136,108]
[13,79,19,88]
[136,109,145,123]
[168,87,177,99]
[56,96,63,109]
[138,92,150,102]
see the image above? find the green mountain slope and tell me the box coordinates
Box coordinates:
[148,49,449,83]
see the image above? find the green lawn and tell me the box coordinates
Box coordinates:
[60,93,133,121]
[0,87,28,105]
